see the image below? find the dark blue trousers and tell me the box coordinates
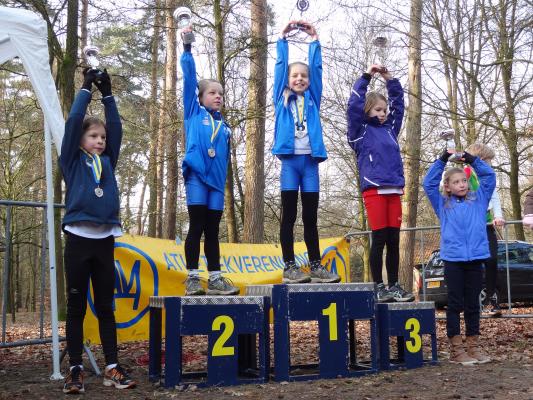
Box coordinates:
[444,260,483,337]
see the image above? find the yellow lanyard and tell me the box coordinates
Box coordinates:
[209,114,223,144]
[80,148,102,184]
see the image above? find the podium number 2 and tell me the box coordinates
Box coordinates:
[322,303,338,341]
[405,317,422,353]
[212,315,235,356]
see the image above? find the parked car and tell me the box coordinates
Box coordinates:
[415,240,533,308]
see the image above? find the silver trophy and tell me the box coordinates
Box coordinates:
[439,129,462,162]
[83,45,103,79]
[173,7,195,44]
[372,36,388,65]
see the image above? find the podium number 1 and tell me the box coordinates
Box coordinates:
[322,303,338,341]
[212,315,235,356]
[405,317,422,353]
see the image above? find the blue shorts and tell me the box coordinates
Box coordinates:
[185,173,225,210]
[280,154,319,192]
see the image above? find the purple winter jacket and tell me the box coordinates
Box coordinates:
[346,74,405,192]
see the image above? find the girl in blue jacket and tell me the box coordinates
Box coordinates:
[180,29,238,296]
[273,21,340,284]
[60,69,135,393]
[346,64,413,302]
[423,150,495,365]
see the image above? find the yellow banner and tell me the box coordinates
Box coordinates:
[84,235,350,344]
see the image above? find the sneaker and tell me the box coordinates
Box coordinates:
[388,282,415,302]
[103,364,136,389]
[207,274,240,295]
[63,365,84,394]
[376,283,394,303]
[185,275,206,296]
[283,261,311,284]
[309,260,341,283]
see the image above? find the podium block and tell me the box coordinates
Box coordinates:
[148,295,270,388]
[377,302,438,370]
[246,283,378,381]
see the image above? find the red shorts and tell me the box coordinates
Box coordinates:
[362,188,402,230]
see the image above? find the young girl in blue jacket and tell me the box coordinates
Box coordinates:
[346,64,413,302]
[180,28,239,296]
[60,69,135,393]
[423,150,496,365]
[273,21,340,284]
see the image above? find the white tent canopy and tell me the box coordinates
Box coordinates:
[0,6,64,152]
[0,6,64,379]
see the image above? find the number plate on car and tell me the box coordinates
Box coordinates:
[427,281,440,288]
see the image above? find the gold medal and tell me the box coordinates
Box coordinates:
[208,148,216,158]
[95,187,104,197]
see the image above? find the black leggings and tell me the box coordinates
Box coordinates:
[185,205,223,271]
[484,225,499,298]
[280,190,321,264]
[369,227,400,285]
[65,233,118,367]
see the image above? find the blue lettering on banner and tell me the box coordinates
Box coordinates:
[221,256,235,273]
[170,253,185,271]
[164,252,177,271]
[251,256,265,272]
[88,243,159,329]
[243,256,254,273]
[261,256,273,272]
[321,245,348,278]
[114,260,141,310]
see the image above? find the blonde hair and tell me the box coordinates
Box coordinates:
[198,79,222,106]
[465,142,495,161]
[364,92,388,116]
[442,167,475,207]
[283,62,309,107]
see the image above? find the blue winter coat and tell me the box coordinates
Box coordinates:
[272,38,327,162]
[346,74,405,192]
[423,158,496,262]
[181,49,230,193]
[60,90,122,228]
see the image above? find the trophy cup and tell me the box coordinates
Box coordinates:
[439,129,462,162]
[82,45,103,79]
[173,7,195,44]
[372,36,388,65]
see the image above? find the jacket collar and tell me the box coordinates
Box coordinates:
[204,106,223,121]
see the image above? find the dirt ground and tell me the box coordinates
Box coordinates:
[1,309,533,400]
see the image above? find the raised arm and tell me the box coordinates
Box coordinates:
[386,78,405,137]
[423,159,446,216]
[308,40,323,107]
[346,74,370,150]
[273,38,289,104]
[180,43,201,119]
[60,89,92,170]
[469,156,496,205]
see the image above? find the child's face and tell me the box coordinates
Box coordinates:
[445,172,469,197]
[368,99,388,124]
[288,64,309,95]
[200,82,224,112]
[80,124,106,155]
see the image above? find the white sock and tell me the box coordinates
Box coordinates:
[209,271,222,280]
[105,363,117,371]
[188,269,200,277]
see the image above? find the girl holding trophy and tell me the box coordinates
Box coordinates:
[61,57,135,392]
[272,21,340,284]
[346,64,414,302]
[177,13,239,296]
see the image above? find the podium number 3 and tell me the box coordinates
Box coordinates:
[212,315,235,356]
[405,317,422,353]
[322,303,338,341]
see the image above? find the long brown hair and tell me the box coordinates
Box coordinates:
[283,62,309,107]
[442,167,475,207]
[364,92,387,116]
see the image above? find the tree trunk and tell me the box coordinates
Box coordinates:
[157,72,167,238]
[242,0,267,243]
[163,0,179,240]
[147,0,161,238]
[136,179,148,235]
[399,0,423,292]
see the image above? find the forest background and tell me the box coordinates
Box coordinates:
[0,0,532,320]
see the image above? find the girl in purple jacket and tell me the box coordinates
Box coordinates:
[346,64,413,303]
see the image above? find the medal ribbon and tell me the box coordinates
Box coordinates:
[208,114,223,144]
[290,95,305,129]
[80,148,102,185]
